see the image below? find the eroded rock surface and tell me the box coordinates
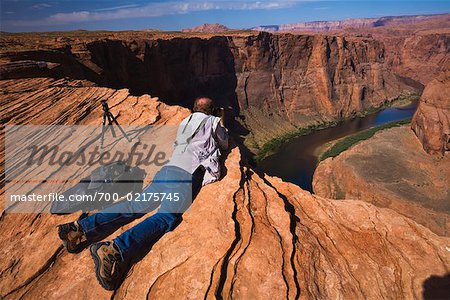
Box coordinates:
[313,126,450,236]
[412,71,450,155]
[251,14,449,33]
[383,30,450,85]
[1,78,449,299]
[253,14,450,85]
[231,33,415,147]
[0,31,418,150]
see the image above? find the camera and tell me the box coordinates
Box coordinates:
[212,107,224,117]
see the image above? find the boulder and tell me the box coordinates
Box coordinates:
[412,71,450,155]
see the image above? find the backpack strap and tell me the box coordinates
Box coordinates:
[186,116,209,143]
[174,114,209,150]
[181,114,194,134]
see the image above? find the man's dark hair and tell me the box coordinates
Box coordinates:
[193,97,214,115]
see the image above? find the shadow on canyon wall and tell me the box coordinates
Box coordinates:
[2,37,241,115]
[86,37,240,113]
[85,38,253,157]
[2,32,428,160]
[0,47,103,83]
[1,36,254,156]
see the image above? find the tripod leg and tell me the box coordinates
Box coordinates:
[101,112,107,148]
[110,112,131,142]
[107,113,117,138]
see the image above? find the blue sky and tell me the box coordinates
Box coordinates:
[1,0,449,32]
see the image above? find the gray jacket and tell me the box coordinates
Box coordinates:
[167,112,228,186]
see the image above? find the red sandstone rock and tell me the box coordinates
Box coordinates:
[0,78,449,299]
[313,126,450,236]
[251,14,449,33]
[231,33,415,146]
[373,29,450,85]
[252,14,450,85]
[232,34,412,121]
[0,30,418,150]
[346,15,450,85]
[412,71,450,155]
[0,60,60,80]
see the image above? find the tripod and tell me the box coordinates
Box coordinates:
[100,100,131,148]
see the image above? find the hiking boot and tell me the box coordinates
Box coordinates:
[58,221,87,253]
[90,241,124,291]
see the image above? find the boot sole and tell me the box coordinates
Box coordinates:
[90,244,115,291]
[58,226,82,254]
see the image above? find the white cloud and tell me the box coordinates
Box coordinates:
[92,4,140,12]
[314,6,329,10]
[8,0,307,26]
[31,3,52,9]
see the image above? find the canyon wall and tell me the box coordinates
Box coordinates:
[373,30,450,85]
[84,36,239,109]
[341,15,450,85]
[251,14,449,33]
[252,14,450,85]
[1,78,449,299]
[0,32,417,149]
[230,33,414,145]
[232,33,407,120]
[313,126,450,236]
[72,33,415,124]
[411,70,450,155]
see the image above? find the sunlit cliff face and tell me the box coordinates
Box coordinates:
[1,31,420,151]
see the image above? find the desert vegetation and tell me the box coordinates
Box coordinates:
[319,119,412,161]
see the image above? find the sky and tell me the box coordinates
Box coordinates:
[1,0,449,32]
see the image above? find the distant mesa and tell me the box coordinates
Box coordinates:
[250,25,280,32]
[141,29,163,32]
[182,23,231,33]
[251,13,450,32]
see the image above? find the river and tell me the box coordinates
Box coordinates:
[258,101,419,192]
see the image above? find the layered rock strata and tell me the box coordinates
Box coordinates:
[411,71,450,155]
[313,126,450,236]
[251,14,449,33]
[0,31,417,149]
[0,78,449,299]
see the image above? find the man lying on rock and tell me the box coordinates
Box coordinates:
[57,97,228,290]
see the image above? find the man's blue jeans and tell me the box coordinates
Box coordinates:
[78,165,203,261]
